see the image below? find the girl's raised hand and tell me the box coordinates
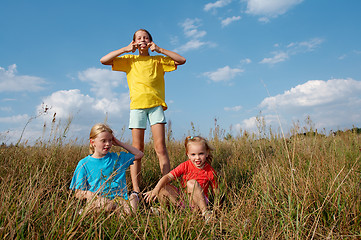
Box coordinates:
[148,42,160,53]
[112,135,122,147]
[125,41,137,53]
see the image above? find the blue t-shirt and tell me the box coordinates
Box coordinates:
[70,152,134,200]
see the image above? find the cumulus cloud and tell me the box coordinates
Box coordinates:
[204,0,232,12]
[221,16,242,27]
[260,38,323,65]
[38,89,129,121]
[245,0,304,21]
[203,66,244,82]
[260,79,361,109]
[78,68,127,98]
[0,64,47,92]
[235,78,361,134]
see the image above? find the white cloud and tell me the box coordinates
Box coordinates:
[235,114,281,134]
[224,105,242,111]
[0,106,12,112]
[0,114,29,124]
[38,89,129,121]
[221,16,242,27]
[203,66,244,82]
[78,68,127,98]
[0,64,47,92]
[260,51,289,64]
[234,78,361,135]
[181,18,206,39]
[204,0,232,12]
[261,38,323,65]
[245,0,303,21]
[174,39,208,53]
[260,79,361,109]
[287,38,324,53]
[241,58,252,64]
[175,18,216,53]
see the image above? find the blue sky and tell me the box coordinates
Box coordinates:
[1,0,361,144]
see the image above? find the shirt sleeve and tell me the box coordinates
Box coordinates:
[117,152,135,169]
[69,161,90,191]
[112,55,131,72]
[169,161,186,179]
[159,56,176,72]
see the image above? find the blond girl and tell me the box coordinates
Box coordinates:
[70,123,143,214]
[144,136,217,221]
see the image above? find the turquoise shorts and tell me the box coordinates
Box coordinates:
[129,106,167,129]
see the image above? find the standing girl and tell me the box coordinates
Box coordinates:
[100,29,186,195]
[143,136,217,221]
[70,123,143,214]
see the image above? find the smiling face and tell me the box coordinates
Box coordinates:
[90,131,113,158]
[134,30,151,49]
[187,143,209,169]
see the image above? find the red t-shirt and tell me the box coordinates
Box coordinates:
[170,160,217,198]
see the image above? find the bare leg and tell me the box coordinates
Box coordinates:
[186,179,208,213]
[129,193,139,214]
[151,123,170,175]
[130,128,145,193]
[158,184,179,206]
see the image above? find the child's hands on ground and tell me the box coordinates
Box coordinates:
[143,190,157,203]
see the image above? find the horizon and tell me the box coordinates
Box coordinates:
[1,0,361,144]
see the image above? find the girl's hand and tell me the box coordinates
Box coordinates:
[112,135,122,147]
[125,41,137,53]
[143,190,157,203]
[148,42,160,53]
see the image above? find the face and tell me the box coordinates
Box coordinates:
[90,131,113,158]
[187,143,209,169]
[134,30,151,49]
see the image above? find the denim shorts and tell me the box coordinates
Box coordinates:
[129,106,167,129]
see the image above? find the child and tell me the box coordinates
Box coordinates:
[70,123,144,214]
[100,29,186,195]
[143,136,217,221]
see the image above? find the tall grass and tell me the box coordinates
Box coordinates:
[0,121,360,239]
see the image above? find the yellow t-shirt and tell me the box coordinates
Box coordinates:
[112,55,176,110]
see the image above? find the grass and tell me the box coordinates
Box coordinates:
[0,121,360,239]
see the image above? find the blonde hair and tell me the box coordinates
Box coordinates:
[89,123,113,154]
[184,136,213,164]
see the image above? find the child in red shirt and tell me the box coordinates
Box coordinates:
[144,136,217,221]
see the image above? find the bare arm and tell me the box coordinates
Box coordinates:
[100,41,137,65]
[143,173,175,202]
[149,42,186,65]
[112,136,144,160]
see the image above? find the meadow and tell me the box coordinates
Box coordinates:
[0,120,360,239]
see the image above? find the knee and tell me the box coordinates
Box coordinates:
[154,142,167,156]
[133,143,144,152]
[186,179,199,193]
